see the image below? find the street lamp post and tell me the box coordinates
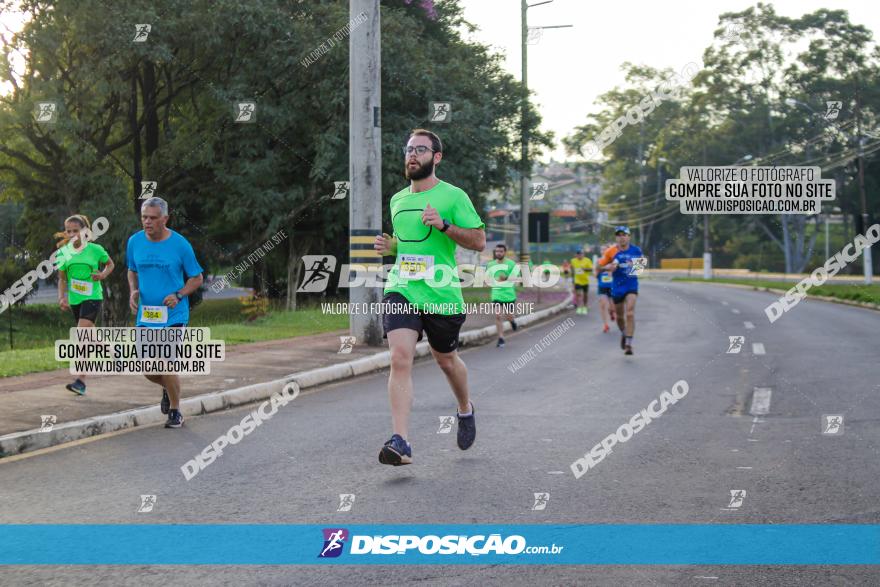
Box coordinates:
[520,0,571,264]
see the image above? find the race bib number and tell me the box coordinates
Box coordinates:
[399,254,433,279]
[600,273,612,284]
[574,267,584,275]
[70,279,94,296]
[141,305,168,324]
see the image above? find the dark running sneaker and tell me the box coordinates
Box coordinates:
[510,319,518,331]
[457,402,476,450]
[160,388,170,415]
[378,434,412,466]
[496,338,505,348]
[65,379,86,396]
[624,344,634,356]
[620,333,626,350]
[164,409,184,428]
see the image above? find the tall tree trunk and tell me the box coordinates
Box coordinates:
[130,66,142,215]
[142,60,159,171]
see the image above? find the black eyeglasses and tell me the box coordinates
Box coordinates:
[403,145,435,156]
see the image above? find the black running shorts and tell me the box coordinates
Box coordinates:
[381,292,467,353]
[71,300,101,323]
[612,291,638,305]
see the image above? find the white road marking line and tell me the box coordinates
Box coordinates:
[747,438,760,442]
[721,301,729,306]
[548,471,565,475]
[749,416,761,435]
[695,577,719,580]
[750,387,772,415]
[736,467,753,470]
[744,321,755,330]
[752,342,766,355]
[731,308,741,314]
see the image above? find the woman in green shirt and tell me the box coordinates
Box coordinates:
[55,214,115,395]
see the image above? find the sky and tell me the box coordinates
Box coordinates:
[2,1,878,162]
[458,0,880,161]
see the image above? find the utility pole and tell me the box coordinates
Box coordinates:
[520,0,529,264]
[637,125,645,243]
[519,0,571,264]
[855,90,873,284]
[702,144,711,280]
[349,0,383,345]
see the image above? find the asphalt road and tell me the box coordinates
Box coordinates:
[2,280,880,586]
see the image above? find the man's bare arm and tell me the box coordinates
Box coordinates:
[443,225,485,252]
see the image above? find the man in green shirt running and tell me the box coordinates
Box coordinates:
[373,129,486,466]
[486,243,518,348]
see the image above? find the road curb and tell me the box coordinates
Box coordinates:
[682,280,880,312]
[0,294,573,458]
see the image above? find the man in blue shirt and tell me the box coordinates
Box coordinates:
[598,226,645,356]
[127,197,204,428]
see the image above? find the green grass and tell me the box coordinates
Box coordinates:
[0,347,64,378]
[673,277,880,305]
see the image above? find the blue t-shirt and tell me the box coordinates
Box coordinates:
[126,230,204,327]
[609,245,644,295]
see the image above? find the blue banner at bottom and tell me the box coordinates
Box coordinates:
[2,524,879,565]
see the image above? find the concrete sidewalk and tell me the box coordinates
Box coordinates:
[0,291,571,444]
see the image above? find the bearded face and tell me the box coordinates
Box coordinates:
[405,155,435,180]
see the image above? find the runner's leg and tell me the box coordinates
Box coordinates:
[162,374,181,409]
[430,348,471,414]
[615,300,626,332]
[387,328,419,439]
[624,293,637,338]
[76,317,94,381]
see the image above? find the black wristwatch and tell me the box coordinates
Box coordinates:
[440,219,451,233]
[175,291,185,301]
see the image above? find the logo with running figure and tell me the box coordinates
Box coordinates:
[133,24,151,42]
[337,494,355,512]
[727,490,746,509]
[720,22,744,42]
[628,257,648,276]
[234,101,257,123]
[297,255,337,293]
[532,492,550,511]
[822,414,844,435]
[137,494,157,513]
[437,416,454,434]
[530,182,548,200]
[338,336,356,354]
[332,182,350,200]
[34,102,58,124]
[429,101,451,123]
[139,181,157,200]
[727,336,745,354]
[39,414,57,432]
[318,528,349,558]
[526,26,543,45]
[824,100,842,121]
